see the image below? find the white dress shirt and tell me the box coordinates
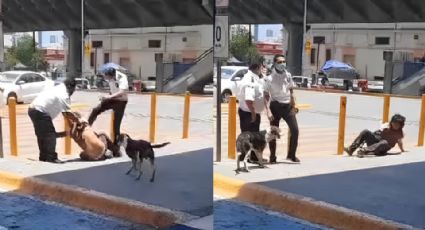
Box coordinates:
[264,69,295,104]
[30,83,71,119]
[108,70,129,101]
[237,70,265,113]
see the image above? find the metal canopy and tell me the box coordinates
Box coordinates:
[3,0,425,32]
[229,0,425,24]
[2,0,213,32]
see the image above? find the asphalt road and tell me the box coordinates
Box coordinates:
[0,192,153,230]
[214,197,329,230]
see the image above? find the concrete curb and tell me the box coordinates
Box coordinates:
[214,173,418,230]
[295,88,421,100]
[0,170,196,229]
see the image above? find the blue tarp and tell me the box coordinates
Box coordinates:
[321,60,354,72]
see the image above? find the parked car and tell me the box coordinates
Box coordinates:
[141,76,156,92]
[0,71,54,105]
[75,78,91,90]
[213,66,248,103]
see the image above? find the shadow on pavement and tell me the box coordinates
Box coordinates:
[34,148,213,217]
[252,161,425,229]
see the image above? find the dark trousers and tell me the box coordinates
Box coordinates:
[238,108,261,132]
[269,101,299,161]
[28,108,58,161]
[238,108,261,161]
[350,130,392,156]
[88,99,127,143]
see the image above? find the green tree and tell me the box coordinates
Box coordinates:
[5,34,46,70]
[229,33,262,64]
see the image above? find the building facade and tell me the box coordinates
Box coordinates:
[304,23,425,80]
[76,25,212,80]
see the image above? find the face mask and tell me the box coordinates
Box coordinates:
[274,63,286,74]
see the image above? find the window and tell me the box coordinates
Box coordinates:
[104,53,110,64]
[149,40,161,48]
[50,35,56,43]
[375,37,390,45]
[326,49,332,61]
[266,30,274,37]
[90,52,94,67]
[414,34,419,40]
[310,48,316,65]
[34,74,45,82]
[313,36,326,44]
[154,53,163,62]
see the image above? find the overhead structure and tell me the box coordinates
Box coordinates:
[1,0,213,32]
[228,0,425,25]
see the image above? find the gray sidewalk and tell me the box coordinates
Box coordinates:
[214,147,425,229]
[0,136,213,218]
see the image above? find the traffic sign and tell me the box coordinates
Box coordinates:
[214,16,229,58]
[305,39,311,55]
[84,43,91,56]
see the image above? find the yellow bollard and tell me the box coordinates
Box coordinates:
[337,96,347,155]
[8,97,18,156]
[418,94,425,146]
[64,117,72,155]
[382,94,390,123]
[110,112,115,143]
[149,93,157,143]
[182,91,191,139]
[228,96,237,159]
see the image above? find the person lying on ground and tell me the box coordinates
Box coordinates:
[344,114,406,158]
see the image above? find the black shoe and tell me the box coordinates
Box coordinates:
[344,147,354,156]
[41,158,65,164]
[269,157,277,164]
[287,157,300,163]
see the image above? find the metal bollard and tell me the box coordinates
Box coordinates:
[228,96,237,159]
[110,112,115,143]
[64,117,71,155]
[337,96,347,155]
[182,91,191,139]
[382,94,390,123]
[418,94,425,146]
[8,97,18,156]
[149,93,157,143]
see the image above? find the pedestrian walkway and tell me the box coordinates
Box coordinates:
[215,101,417,161]
[0,103,89,159]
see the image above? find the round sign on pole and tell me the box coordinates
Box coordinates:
[214,16,228,58]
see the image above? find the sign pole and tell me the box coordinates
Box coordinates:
[214,3,229,162]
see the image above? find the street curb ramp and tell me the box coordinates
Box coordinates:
[214,173,418,230]
[0,170,195,229]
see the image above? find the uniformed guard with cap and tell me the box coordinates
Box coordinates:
[264,55,300,163]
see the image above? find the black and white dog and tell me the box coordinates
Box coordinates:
[236,126,281,172]
[117,133,170,182]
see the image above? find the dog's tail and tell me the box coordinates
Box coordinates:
[151,142,170,148]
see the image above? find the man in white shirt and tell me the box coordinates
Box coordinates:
[88,68,128,144]
[264,55,300,163]
[28,78,76,163]
[237,63,265,133]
